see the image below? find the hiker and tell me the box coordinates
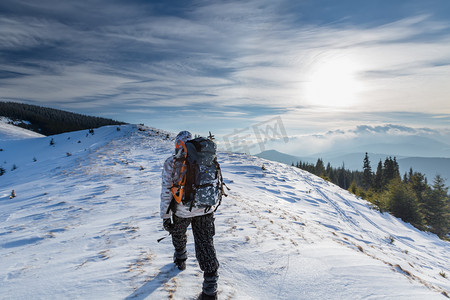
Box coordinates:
[160,130,223,300]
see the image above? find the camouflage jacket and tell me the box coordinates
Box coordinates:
[160,155,216,219]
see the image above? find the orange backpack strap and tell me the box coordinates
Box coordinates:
[171,140,188,204]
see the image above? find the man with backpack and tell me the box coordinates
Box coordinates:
[160,130,225,300]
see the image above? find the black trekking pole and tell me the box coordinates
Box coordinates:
[157,233,171,243]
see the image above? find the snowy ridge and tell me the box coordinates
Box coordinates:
[0,125,449,299]
[0,117,44,141]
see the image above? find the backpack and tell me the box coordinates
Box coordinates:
[170,135,227,212]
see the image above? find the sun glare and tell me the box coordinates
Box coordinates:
[304,56,362,108]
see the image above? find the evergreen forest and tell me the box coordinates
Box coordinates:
[0,101,126,136]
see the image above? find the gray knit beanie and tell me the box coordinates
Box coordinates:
[175,131,192,145]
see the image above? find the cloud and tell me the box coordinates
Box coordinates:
[353,124,416,135]
[265,122,450,157]
[0,17,57,50]
[0,64,133,107]
[0,0,450,140]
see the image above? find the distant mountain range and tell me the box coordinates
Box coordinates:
[340,137,450,158]
[256,149,450,183]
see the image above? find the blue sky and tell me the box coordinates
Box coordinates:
[1,0,450,156]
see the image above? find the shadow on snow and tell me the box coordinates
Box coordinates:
[124,263,178,300]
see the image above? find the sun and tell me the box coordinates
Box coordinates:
[304,56,362,108]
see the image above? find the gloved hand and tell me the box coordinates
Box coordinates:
[163,218,173,233]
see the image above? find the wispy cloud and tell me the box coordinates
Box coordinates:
[1,0,450,144]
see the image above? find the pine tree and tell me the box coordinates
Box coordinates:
[384,178,423,228]
[383,157,400,187]
[393,157,400,178]
[315,158,326,177]
[326,162,336,182]
[362,152,373,190]
[337,162,348,190]
[349,181,358,195]
[408,168,414,183]
[424,175,449,238]
[373,160,383,192]
[383,157,393,186]
[409,172,428,207]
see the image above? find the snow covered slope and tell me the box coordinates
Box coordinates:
[0,117,44,141]
[0,125,449,299]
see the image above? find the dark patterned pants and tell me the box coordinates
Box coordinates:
[171,213,219,274]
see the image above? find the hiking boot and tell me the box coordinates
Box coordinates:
[174,258,186,270]
[173,250,187,270]
[202,271,218,297]
[199,292,217,300]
